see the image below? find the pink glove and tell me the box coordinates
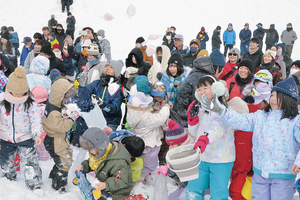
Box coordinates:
[193,135,209,153]
[187,100,199,126]
[157,164,170,176]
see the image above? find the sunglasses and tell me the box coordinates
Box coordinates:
[252,88,270,97]
[255,72,272,80]
[228,53,238,56]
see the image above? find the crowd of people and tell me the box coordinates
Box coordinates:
[0,15,300,200]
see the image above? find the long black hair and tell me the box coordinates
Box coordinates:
[264,91,298,119]
[166,64,184,77]
[0,91,34,113]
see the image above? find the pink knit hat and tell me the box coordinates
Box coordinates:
[165,120,188,145]
[32,85,48,103]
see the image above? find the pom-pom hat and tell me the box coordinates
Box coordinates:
[165,119,188,145]
[6,66,29,94]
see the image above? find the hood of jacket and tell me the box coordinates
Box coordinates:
[155,45,171,68]
[105,141,131,165]
[29,56,50,75]
[126,48,143,67]
[48,78,73,108]
[191,57,215,75]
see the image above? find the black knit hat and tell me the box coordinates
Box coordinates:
[239,59,254,74]
[136,37,145,44]
[40,41,53,55]
[1,26,7,32]
[1,31,10,40]
[216,26,221,30]
[168,53,183,68]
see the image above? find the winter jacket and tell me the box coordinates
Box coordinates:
[239,29,252,44]
[196,32,209,50]
[138,46,153,66]
[48,19,58,33]
[173,57,215,127]
[253,28,265,42]
[61,49,74,76]
[24,51,40,74]
[9,32,19,48]
[83,61,106,85]
[223,109,300,179]
[183,51,199,68]
[223,29,236,45]
[188,104,235,163]
[54,28,67,50]
[264,28,279,45]
[147,45,171,85]
[242,48,263,69]
[42,79,74,137]
[170,45,189,56]
[255,62,282,86]
[26,59,51,91]
[275,50,286,79]
[46,52,66,76]
[48,38,59,49]
[0,70,7,92]
[226,74,253,101]
[125,48,151,76]
[218,59,240,81]
[78,80,123,126]
[66,16,76,31]
[81,141,134,199]
[283,51,293,77]
[127,104,170,147]
[0,93,42,143]
[20,43,34,66]
[99,39,111,61]
[68,44,88,74]
[0,43,16,66]
[212,29,222,50]
[162,39,175,51]
[281,28,297,46]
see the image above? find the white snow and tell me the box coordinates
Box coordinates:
[1,0,300,199]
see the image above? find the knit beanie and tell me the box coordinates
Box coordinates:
[97,29,105,37]
[136,37,145,44]
[216,26,221,30]
[190,39,200,48]
[264,50,276,60]
[165,119,188,145]
[49,69,61,83]
[168,52,183,68]
[133,75,151,95]
[87,43,99,55]
[150,81,166,97]
[81,39,92,47]
[1,31,10,40]
[41,41,53,55]
[277,43,286,51]
[228,23,233,27]
[228,48,240,59]
[80,127,110,159]
[200,27,205,33]
[1,26,7,32]
[272,77,299,101]
[106,60,124,77]
[52,43,60,50]
[197,50,209,58]
[32,85,48,103]
[6,66,29,94]
[239,59,255,74]
[0,53,10,69]
[210,49,225,67]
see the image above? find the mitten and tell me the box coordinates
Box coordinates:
[91,94,103,105]
[200,93,226,116]
[157,164,170,176]
[193,135,209,153]
[77,72,87,87]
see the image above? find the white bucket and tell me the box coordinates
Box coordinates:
[166,144,201,182]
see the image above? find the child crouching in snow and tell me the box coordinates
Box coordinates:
[0,66,43,190]
[201,77,300,200]
[127,91,170,182]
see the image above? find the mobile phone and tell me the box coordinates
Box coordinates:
[79,30,87,35]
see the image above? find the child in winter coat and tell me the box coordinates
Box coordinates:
[32,85,50,161]
[48,33,59,49]
[61,39,75,81]
[0,69,8,92]
[0,66,43,190]
[53,43,62,59]
[127,91,170,182]
[200,77,300,200]
[74,127,134,200]
[42,78,79,192]
[186,75,235,200]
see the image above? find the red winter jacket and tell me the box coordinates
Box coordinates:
[226,75,253,101]
[218,60,240,81]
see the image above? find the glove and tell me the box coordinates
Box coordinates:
[199,93,226,116]
[193,135,209,153]
[256,24,261,29]
[292,41,295,44]
[66,22,69,25]
[224,42,226,46]
[157,164,170,176]
[274,41,278,46]
[241,39,245,44]
[77,72,87,87]
[187,100,200,126]
[189,100,200,117]
[69,111,79,121]
[91,94,103,105]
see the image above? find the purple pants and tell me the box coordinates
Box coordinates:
[252,173,295,200]
[140,146,160,179]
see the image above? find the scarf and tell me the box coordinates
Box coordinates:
[54,51,62,59]
[89,142,113,171]
[167,73,185,104]
[248,47,259,55]
[4,91,29,104]
[235,74,253,93]
[261,61,275,70]
[62,48,69,58]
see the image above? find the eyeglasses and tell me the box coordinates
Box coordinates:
[228,53,237,56]
[252,88,270,97]
[254,72,272,80]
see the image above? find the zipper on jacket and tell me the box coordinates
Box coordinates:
[12,104,16,143]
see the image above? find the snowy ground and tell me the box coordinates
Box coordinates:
[1,0,300,199]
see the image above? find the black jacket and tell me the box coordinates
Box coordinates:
[47,52,66,76]
[282,51,293,77]
[253,28,265,41]
[183,51,199,68]
[242,48,263,69]
[54,28,67,49]
[68,44,88,74]
[264,28,279,45]
[66,16,76,31]
[162,39,175,51]
[212,30,222,50]
[125,48,151,76]
[173,57,215,127]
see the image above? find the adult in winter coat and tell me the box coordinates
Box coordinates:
[97,29,111,61]
[147,45,171,85]
[40,41,66,76]
[0,53,14,77]
[196,27,209,50]
[24,40,43,74]
[264,24,279,50]
[239,23,252,57]
[136,37,153,66]
[223,23,236,58]
[211,26,222,51]
[243,37,263,70]
[54,24,67,50]
[173,57,215,127]
[218,48,241,81]
[0,32,17,67]
[253,23,265,49]
[183,39,200,69]
[162,31,175,51]
[272,45,287,79]
[66,12,76,40]
[226,59,254,101]
[277,43,293,77]
[48,14,58,33]
[61,39,74,80]
[281,23,298,58]
[26,56,51,91]
[20,37,34,67]
[61,0,71,13]
[170,34,189,56]
[125,48,151,76]
[8,26,19,48]
[255,50,282,86]
[42,26,51,42]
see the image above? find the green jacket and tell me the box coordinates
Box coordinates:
[48,19,58,33]
[82,141,133,199]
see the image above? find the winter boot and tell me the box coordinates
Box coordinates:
[51,167,68,191]
[49,165,59,179]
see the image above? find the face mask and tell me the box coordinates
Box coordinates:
[136,44,142,48]
[166,35,171,40]
[157,56,162,63]
[290,68,300,75]
[277,49,282,55]
[34,46,41,52]
[190,47,198,54]
[25,45,30,49]
[132,57,137,64]
[57,29,62,32]
[97,36,103,41]
[88,58,98,65]
[50,39,54,42]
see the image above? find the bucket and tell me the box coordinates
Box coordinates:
[241,177,252,200]
[166,144,200,182]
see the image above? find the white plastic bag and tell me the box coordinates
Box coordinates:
[153,173,168,200]
[80,104,107,129]
[146,45,156,57]
[126,4,136,18]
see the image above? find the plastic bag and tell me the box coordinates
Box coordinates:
[80,104,107,129]
[126,4,136,18]
[153,173,168,200]
[146,45,155,57]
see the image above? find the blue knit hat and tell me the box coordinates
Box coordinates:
[277,43,286,52]
[151,81,166,97]
[133,75,151,95]
[210,49,226,67]
[49,69,61,83]
[271,77,299,101]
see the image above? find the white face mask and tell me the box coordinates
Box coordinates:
[290,68,300,75]
[166,36,171,40]
[97,36,103,41]
[132,57,137,64]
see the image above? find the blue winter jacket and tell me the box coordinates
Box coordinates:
[20,43,34,66]
[170,45,189,56]
[223,109,300,179]
[78,81,123,126]
[196,32,209,50]
[239,29,252,44]
[62,52,74,76]
[9,32,19,46]
[223,29,236,45]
